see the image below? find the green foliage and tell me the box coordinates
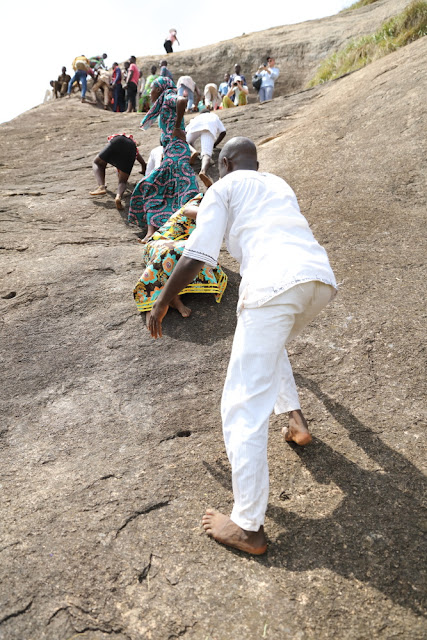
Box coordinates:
[341,0,380,11]
[308,1,427,87]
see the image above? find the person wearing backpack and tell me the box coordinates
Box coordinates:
[257,56,280,103]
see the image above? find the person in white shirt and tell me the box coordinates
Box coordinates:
[147,137,337,555]
[222,76,248,108]
[257,56,280,103]
[185,110,226,188]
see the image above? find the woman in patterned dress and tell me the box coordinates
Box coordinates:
[128,76,199,243]
[134,194,227,325]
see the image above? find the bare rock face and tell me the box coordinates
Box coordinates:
[136,0,410,97]
[0,5,426,640]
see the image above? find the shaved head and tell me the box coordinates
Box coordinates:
[219,137,258,177]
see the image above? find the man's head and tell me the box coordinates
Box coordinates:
[124,61,130,69]
[267,56,276,66]
[160,60,167,67]
[112,62,118,69]
[224,73,230,82]
[218,137,258,178]
[234,64,241,75]
[129,56,136,63]
[102,53,107,59]
[151,65,157,75]
[62,66,66,74]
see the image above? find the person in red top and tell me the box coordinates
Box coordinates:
[126,56,140,112]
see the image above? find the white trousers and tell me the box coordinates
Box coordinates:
[186,130,215,157]
[221,281,335,531]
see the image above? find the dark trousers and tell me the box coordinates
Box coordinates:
[126,81,138,110]
[113,84,125,112]
[164,40,173,54]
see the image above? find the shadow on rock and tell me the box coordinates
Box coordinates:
[266,375,427,616]
[203,375,426,615]
[138,266,239,346]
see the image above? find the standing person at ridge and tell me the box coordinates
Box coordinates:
[140,65,158,112]
[164,28,180,54]
[258,56,280,103]
[147,136,337,556]
[218,73,230,99]
[111,63,125,112]
[126,56,140,112]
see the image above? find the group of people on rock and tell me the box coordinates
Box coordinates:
[85,70,337,558]
[48,54,280,111]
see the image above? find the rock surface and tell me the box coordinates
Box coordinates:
[0,5,426,640]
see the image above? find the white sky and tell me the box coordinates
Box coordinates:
[1,0,353,124]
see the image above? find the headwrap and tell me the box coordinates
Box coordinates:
[140,76,176,130]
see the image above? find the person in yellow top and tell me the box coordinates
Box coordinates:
[67,55,91,102]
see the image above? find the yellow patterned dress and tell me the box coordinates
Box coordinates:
[133,195,228,312]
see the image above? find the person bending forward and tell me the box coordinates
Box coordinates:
[146,137,337,555]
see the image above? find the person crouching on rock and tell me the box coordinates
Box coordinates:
[90,133,146,210]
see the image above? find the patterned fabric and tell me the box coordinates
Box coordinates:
[133,195,228,312]
[128,76,198,228]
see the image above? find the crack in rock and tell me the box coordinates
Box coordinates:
[114,501,171,538]
[0,599,32,625]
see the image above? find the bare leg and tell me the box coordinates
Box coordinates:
[189,145,199,165]
[137,224,156,244]
[199,154,213,188]
[90,157,107,195]
[282,409,312,446]
[170,295,191,318]
[115,170,129,210]
[202,510,267,555]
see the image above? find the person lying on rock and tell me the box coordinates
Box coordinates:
[147,136,337,555]
[90,133,146,210]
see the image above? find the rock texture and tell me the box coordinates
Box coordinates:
[0,3,426,639]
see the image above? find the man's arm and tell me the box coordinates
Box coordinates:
[148,257,204,338]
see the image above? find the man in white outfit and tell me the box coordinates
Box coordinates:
[185,110,226,188]
[147,137,337,555]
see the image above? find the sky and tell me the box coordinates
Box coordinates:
[1,0,354,124]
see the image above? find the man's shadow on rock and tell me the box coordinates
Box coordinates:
[205,375,427,616]
[139,266,239,346]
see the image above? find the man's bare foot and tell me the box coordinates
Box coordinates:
[282,409,312,446]
[190,150,199,165]
[170,295,191,318]
[90,185,107,196]
[202,510,267,555]
[115,195,124,210]
[199,171,213,188]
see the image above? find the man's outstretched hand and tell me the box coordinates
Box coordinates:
[148,300,169,338]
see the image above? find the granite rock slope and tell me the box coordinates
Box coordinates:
[0,22,426,640]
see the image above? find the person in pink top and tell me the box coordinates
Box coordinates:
[126,56,140,112]
[164,28,180,54]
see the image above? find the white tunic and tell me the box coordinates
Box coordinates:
[183,170,337,313]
